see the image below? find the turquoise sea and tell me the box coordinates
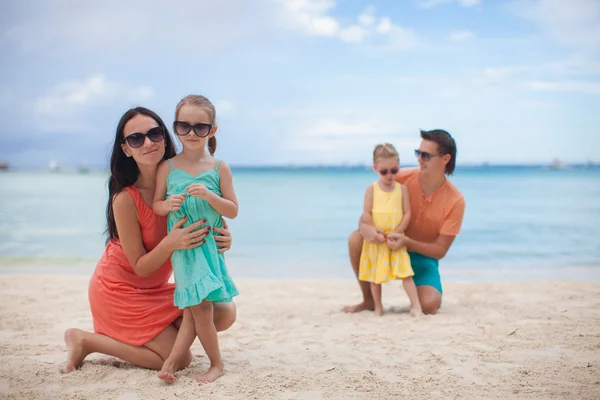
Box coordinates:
[1,166,599,280]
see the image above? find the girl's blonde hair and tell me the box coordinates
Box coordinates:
[373,143,399,163]
[175,95,218,155]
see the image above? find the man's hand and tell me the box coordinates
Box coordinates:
[387,232,406,251]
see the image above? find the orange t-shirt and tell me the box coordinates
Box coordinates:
[395,168,465,243]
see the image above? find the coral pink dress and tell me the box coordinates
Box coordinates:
[88,186,182,346]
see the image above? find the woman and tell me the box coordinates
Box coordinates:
[62,107,236,373]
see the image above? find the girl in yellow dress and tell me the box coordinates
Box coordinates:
[359,143,422,316]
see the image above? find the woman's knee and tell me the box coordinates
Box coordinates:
[178,350,193,370]
[214,302,237,332]
[189,301,213,320]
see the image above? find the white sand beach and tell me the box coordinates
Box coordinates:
[0,274,599,399]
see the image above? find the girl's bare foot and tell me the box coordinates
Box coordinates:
[157,359,178,383]
[410,307,423,317]
[374,306,384,316]
[196,363,224,383]
[61,328,89,374]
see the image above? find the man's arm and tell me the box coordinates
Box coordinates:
[395,196,465,259]
[403,234,456,260]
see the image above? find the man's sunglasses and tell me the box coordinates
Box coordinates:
[379,168,399,176]
[173,121,213,138]
[415,149,442,161]
[122,126,165,148]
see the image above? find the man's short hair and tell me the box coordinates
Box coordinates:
[420,129,457,175]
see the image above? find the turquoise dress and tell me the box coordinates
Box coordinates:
[166,159,238,309]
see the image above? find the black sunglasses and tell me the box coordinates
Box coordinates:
[379,168,399,176]
[173,121,213,138]
[122,126,165,148]
[415,149,442,161]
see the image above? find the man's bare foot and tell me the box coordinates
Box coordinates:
[158,359,178,384]
[196,363,224,383]
[374,306,384,316]
[61,328,89,374]
[410,307,423,317]
[341,301,375,313]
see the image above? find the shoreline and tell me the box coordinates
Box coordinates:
[1,260,599,281]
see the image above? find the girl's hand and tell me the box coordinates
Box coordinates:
[213,218,232,253]
[166,216,210,251]
[186,184,211,200]
[167,194,187,211]
[386,232,405,251]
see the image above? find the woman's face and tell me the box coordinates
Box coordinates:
[120,114,166,167]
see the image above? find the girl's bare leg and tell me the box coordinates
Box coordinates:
[158,309,196,383]
[371,283,384,316]
[189,301,224,383]
[402,277,423,316]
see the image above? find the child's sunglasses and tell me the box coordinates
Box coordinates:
[379,168,399,176]
[173,121,213,138]
[122,126,165,148]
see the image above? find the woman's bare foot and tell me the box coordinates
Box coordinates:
[196,363,224,383]
[341,301,375,313]
[157,359,178,384]
[374,306,384,316]
[61,328,89,374]
[410,307,423,317]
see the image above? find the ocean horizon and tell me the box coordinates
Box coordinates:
[1,166,599,281]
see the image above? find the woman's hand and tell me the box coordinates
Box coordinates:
[165,216,210,251]
[213,218,232,253]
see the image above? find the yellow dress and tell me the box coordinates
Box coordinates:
[359,182,414,284]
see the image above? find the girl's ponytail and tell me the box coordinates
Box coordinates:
[208,136,217,155]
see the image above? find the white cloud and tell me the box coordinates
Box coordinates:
[32,75,155,131]
[376,17,393,34]
[2,0,276,54]
[527,81,600,94]
[339,26,368,43]
[511,0,600,50]
[280,1,416,48]
[450,30,475,41]
[302,119,399,137]
[358,7,376,26]
[416,0,480,9]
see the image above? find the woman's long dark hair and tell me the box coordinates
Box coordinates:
[105,107,176,241]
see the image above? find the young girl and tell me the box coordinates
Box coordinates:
[153,95,239,383]
[359,143,422,317]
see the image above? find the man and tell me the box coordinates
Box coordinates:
[342,129,465,314]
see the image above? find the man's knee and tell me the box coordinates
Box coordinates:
[421,300,441,315]
[417,286,442,315]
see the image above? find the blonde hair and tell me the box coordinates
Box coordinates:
[373,143,399,163]
[175,95,218,155]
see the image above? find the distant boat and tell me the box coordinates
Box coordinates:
[77,160,90,174]
[0,161,8,171]
[49,160,60,172]
[549,159,563,170]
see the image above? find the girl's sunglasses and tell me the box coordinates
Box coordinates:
[173,121,213,138]
[415,149,441,161]
[122,126,165,148]
[379,168,399,176]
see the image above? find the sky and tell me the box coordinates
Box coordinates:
[0,0,599,168]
